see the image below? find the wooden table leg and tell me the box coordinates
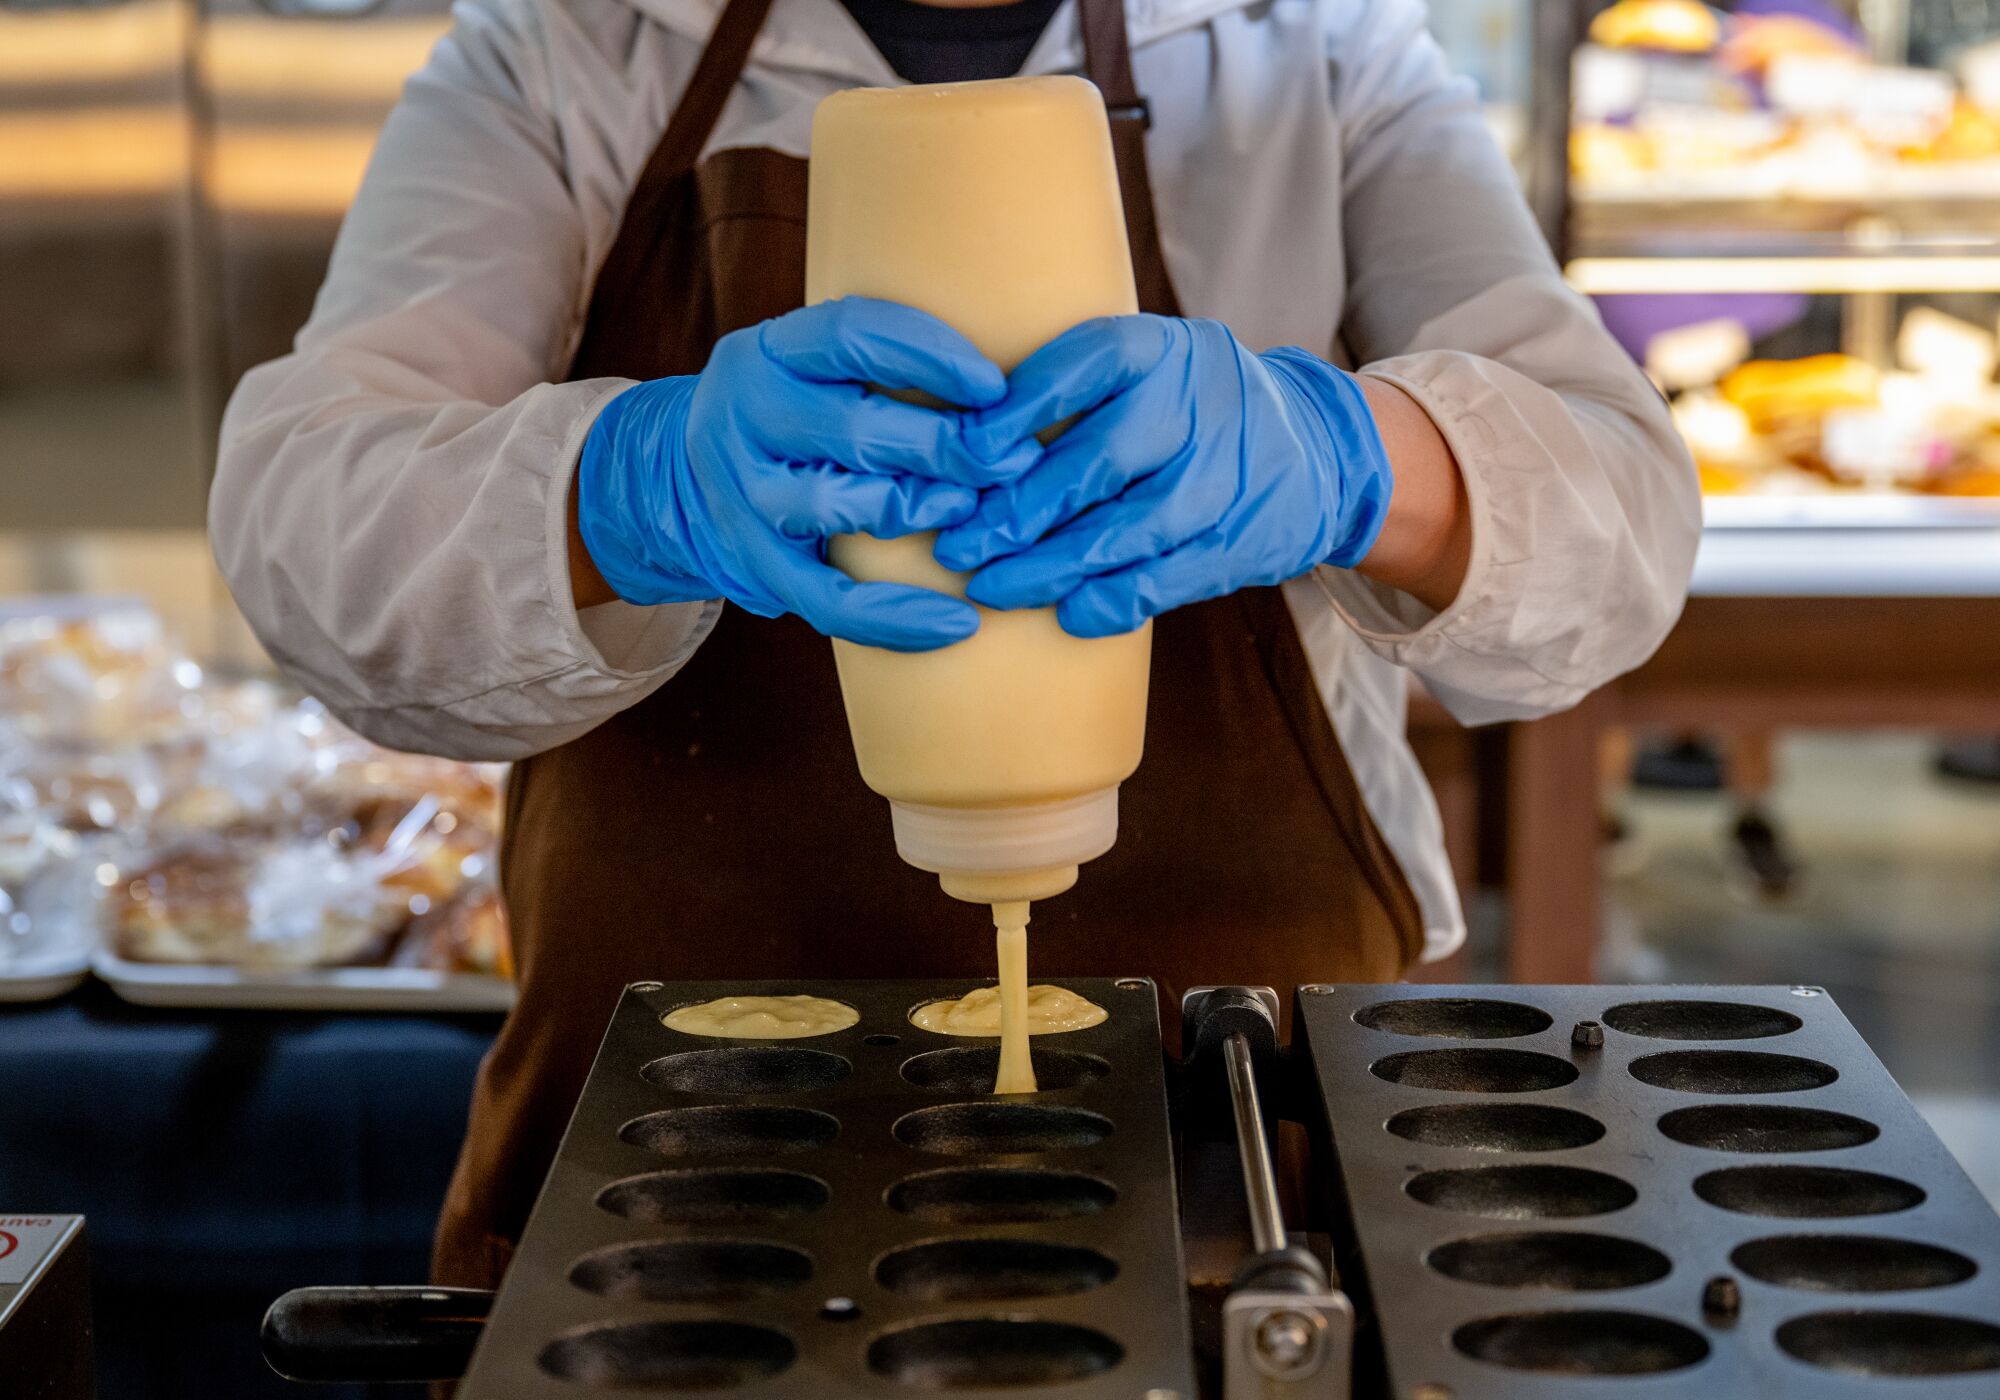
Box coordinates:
[1506,693,1607,983]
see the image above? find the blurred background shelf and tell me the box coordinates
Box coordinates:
[1567,249,2000,291]
[1700,491,2000,527]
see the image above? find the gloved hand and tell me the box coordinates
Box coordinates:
[934,316,1394,637]
[578,297,1040,651]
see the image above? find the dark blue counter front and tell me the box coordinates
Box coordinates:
[0,983,498,1399]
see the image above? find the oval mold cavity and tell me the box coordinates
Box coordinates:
[867,1319,1123,1389]
[1407,1165,1637,1220]
[538,1320,795,1390]
[1453,1310,1708,1375]
[596,1168,829,1225]
[1386,1103,1605,1153]
[1695,1165,1926,1218]
[1733,1235,1976,1292]
[640,1047,851,1095]
[618,1105,839,1158]
[1428,1231,1671,1290]
[900,1046,1110,1094]
[1370,1048,1578,1093]
[1629,1049,1836,1095]
[1602,999,1803,1041]
[886,1167,1117,1224]
[875,1238,1118,1301]
[1658,1104,1878,1154]
[893,1103,1111,1155]
[1777,1311,2000,1377]
[569,1240,812,1303]
[1354,998,1554,1040]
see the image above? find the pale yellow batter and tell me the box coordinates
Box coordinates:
[662,994,860,1039]
[910,979,1109,1038]
[912,901,1106,1093]
[995,902,1034,1093]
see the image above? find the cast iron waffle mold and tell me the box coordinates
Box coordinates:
[457,978,1194,1398]
[1297,985,2000,1399]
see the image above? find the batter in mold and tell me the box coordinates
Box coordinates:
[662,994,859,1039]
[911,901,1108,1093]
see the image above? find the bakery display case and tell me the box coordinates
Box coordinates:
[1490,0,2000,985]
[1566,0,2000,531]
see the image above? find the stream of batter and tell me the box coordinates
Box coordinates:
[664,913,1105,1095]
[994,900,1034,1093]
[908,900,1108,1094]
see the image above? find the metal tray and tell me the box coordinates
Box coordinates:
[1296,984,2000,1399]
[93,948,515,1012]
[458,977,1194,1399]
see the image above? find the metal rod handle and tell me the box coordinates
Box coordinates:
[261,1286,491,1384]
[1224,1030,1287,1257]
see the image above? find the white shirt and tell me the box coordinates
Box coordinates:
[210,0,1702,960]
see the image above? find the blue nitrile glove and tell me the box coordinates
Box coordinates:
[578,297,1041,651]
[933,316,1395,638]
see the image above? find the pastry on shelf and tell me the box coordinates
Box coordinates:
[308,741,501,836]
[150,686,337,838]
[1719,354,1881,430]
[0,810,79,899]
[111,839,413,971]
[1672,390,1819,495]
[1720,11,1862,79]
[0,815,102,972]
[1928,464,2000,495]
[1902,100,2000,162]
[400,882,512,979]
[1897,308,1998,388]
[0,610,197,746]
[0,739,160,835]
[357,795,491,908]
[1571,123,1658,180]
[1640,105,1789,174]
[1588,0,1721,53]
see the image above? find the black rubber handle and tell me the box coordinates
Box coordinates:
[1182,987,1281,1067]
[261,1286,492,1384]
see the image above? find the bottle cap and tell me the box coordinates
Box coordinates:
[889,787,1118,899]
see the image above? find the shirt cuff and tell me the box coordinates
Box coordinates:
[1311,357,1497,649]
[546,377,719,680]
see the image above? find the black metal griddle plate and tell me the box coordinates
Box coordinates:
[1297,984,2000,1400]
[457,978,1194,1398]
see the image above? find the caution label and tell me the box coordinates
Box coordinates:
[0,1217,76,1286]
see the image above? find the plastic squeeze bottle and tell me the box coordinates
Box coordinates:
[805,77,1152,1092]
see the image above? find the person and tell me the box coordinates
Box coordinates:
[209,0,1701,1288]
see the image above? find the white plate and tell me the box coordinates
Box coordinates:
[92,949,515,1012]
[0,949,92,1003]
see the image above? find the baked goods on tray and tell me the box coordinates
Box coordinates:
[0,602,511,979]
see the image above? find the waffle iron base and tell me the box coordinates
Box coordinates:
[1296,983,2000,1399]
[456,977,1195,1399]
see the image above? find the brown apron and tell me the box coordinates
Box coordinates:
[433,0,1423,1290]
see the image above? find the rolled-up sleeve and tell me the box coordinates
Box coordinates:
[1317,0,1701,725]
[210,0,716,762]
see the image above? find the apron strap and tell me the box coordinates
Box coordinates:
[656,0,779,178]
[1078,0,1184,316]
[589,0,777,315]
